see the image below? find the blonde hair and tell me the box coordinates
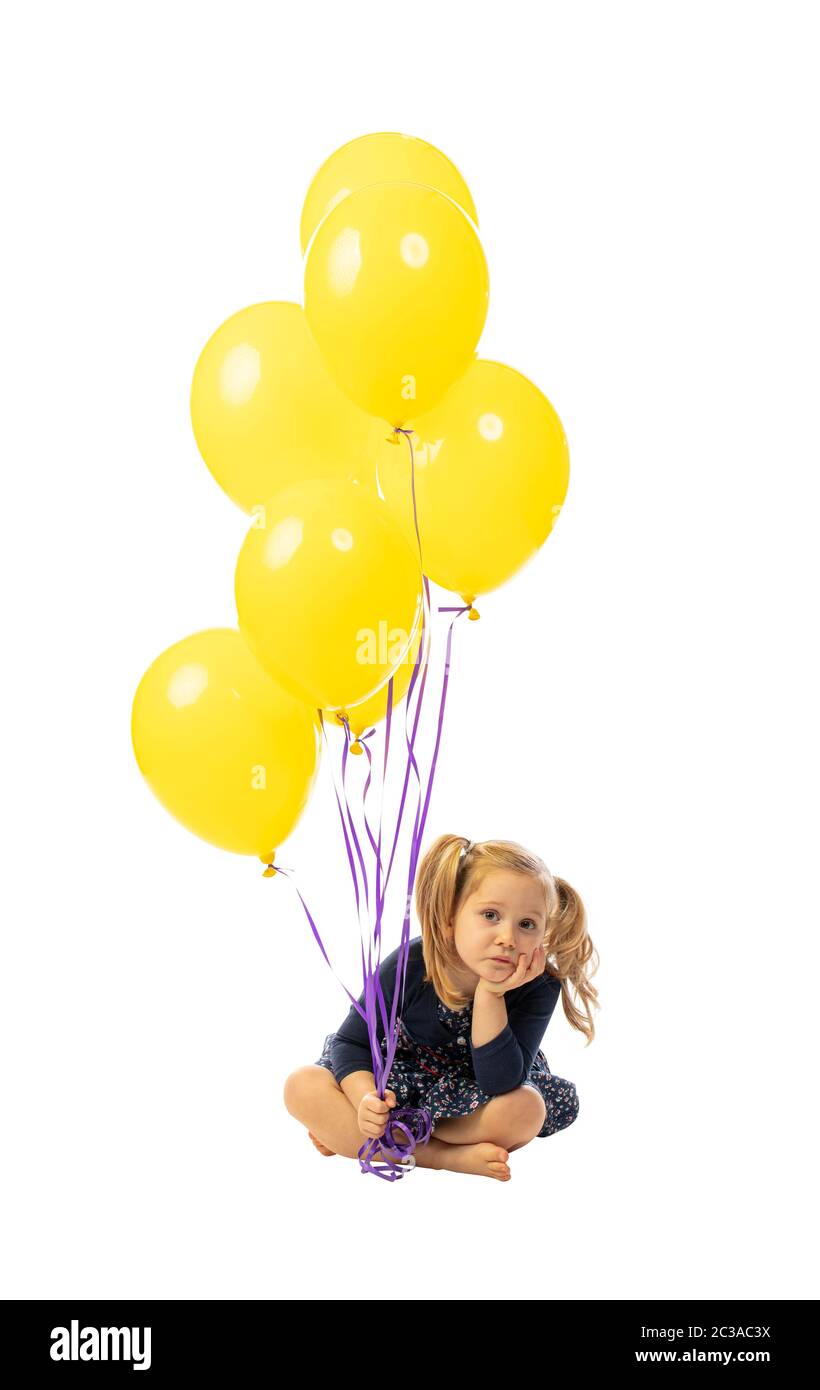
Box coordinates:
[413,833,600,1045]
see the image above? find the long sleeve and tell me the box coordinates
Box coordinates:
[470,974,561,1095]
[329,945,403,1085]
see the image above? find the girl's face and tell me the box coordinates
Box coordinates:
[446,869,548,994]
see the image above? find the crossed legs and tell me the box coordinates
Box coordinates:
[283,1066,546,1176]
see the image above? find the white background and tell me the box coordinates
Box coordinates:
[1,0,817,1301]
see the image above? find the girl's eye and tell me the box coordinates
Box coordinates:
[482,909,537,930]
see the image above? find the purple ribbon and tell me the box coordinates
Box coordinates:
[276,428,472,1179]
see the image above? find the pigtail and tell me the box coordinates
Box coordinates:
[549,876,600,1046]
[414,834,477,1009]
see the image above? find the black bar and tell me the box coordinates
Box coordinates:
[1,1299,816,1377]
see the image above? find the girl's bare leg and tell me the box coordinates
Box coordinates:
[432,1085,547,1151]
[283,1066,512,1180]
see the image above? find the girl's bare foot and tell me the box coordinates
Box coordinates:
[308,1130,336,1156]
[436,1141,511,1180]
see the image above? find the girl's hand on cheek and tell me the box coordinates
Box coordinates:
[478,944,547,997]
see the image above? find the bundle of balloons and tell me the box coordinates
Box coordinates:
[131,132,570,1180]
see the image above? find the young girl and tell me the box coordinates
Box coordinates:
[283,834,599,1182]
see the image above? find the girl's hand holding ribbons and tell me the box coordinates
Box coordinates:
[478,944,548,997]
[357,1089,397,1141]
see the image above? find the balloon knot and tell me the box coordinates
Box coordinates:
[260,850,276,876]
[262,864,277,877]
[349,740,364,755]
[468,606,480,621]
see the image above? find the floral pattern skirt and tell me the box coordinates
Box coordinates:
[313,998,580,1140]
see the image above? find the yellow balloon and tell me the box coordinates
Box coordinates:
[131,628,321,859]
[331,621,423,740]
[190,301,382,513]
[372,360,570,599]
[300,131,478,255]
[303,181,489,427]
[235,479,423,712]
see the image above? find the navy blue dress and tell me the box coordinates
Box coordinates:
[314,992,579,1139]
